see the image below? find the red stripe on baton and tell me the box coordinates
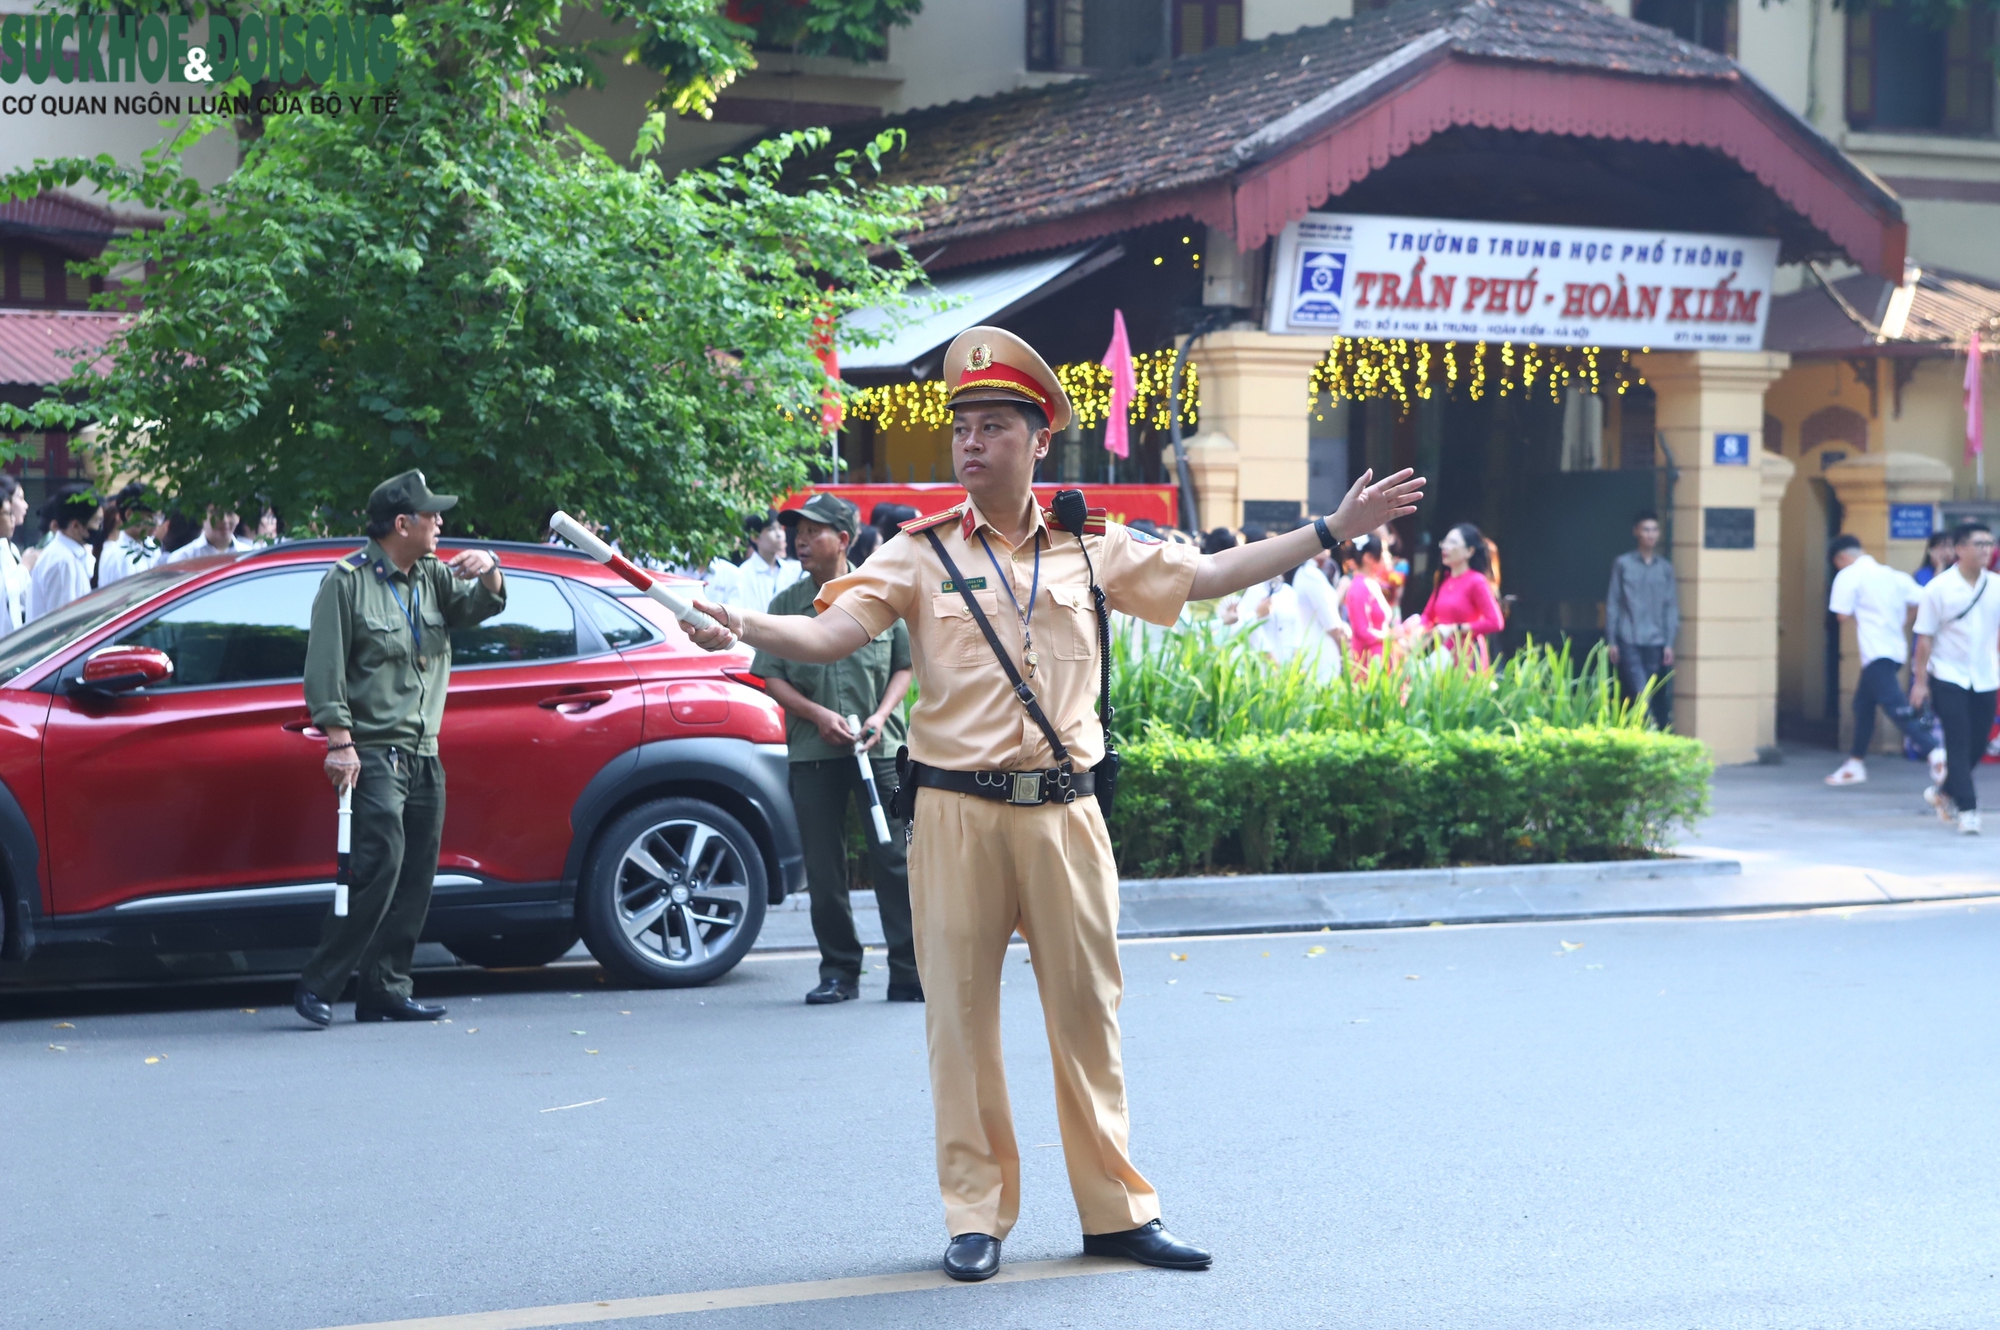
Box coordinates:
[602,551,654,591]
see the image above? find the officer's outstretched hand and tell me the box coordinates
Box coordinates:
[684,598,741,652]
[1330,467,1426,538]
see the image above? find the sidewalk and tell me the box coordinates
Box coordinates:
[754,742,2000,951]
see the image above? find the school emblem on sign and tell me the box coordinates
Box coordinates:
[967,344,992,371]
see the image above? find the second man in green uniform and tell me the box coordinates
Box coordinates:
[753,493,920,1004]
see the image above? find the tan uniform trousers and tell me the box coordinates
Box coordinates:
[908,785,1160,1240]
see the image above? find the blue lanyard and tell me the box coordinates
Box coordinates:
[387,577,422,652]
[977,529,1041,663]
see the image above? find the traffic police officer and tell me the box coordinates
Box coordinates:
[752,492,920,1006]
[293,471,507,1028]
[682,328,1422,1279]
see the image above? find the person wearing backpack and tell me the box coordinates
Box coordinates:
[1909,522,2000,834]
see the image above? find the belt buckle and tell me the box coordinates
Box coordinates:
[1008,771,1043,805]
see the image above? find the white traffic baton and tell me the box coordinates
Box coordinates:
[547,511,717,632]
[848,713,892,845]
[334,784,353,917]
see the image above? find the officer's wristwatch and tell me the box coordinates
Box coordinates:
[1313,515,1338,551]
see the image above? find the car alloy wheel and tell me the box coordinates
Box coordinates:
[579,797,766,987]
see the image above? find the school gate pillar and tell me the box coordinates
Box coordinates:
[1634,350,1793,765]
[1823,452,1954,754]
[1191,332,1325,528]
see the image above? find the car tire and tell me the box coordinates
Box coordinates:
[578,796,767,988]
[444,927,581,970]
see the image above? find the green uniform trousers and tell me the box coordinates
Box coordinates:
[301,747,446,1004]
[790,756,917,988]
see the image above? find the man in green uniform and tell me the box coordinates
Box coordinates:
[293,471,507,1027]
[753,493,920,1005]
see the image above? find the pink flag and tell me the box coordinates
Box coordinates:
[1969,329,1986,462]
[1100,309,1136,460]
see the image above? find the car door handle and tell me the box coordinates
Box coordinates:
[283,719,327,738]
[540,691,614,712]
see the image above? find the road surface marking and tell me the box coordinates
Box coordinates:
[307,1257,1148,1330]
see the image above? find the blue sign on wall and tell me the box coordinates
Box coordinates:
[1890,503,1936,541]
[1713,432,1751,466]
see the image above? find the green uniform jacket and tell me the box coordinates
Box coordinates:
[304,541,507,755]
[752,576,910,764]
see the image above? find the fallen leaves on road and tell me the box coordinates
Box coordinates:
[586,1049,599,1055]
[619,1011,631,1015]
[1170,952,1188,962]
[1204,992,1237,1003]
[540,1097,607,1114]
[1428,921,1444,928]
[48,1044,65,1051]
[571,1030,586,1036]
[467,1028,479,1034]
[52,1022,73,1029]
[144,1056,162,1064]
[240,1008,258,1014]
[1404,974,1421,981]
[1559,941,1583,952]
[1306,946,1326,958]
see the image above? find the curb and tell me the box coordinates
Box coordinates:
[1114,856,1752,937]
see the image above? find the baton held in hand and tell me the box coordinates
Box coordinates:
[334,785,353,918]
[848,713,892,845]
[548,512,716,632]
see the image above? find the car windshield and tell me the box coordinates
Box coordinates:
[0,563,208,686]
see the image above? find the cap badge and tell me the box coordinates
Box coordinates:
[967,344,992,371]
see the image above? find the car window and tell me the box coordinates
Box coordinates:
[576,583,661,649]
[452,574,577,665]
[0,563,206,686]
[117,567,324,687]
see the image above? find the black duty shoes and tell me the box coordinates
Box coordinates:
[943,1233,1001,1282]
[293,981,332,1028]
[354,996,447,1022]
[886,982,925,1003]
[805,978,859,1005]
[1082,1219,1211,1270]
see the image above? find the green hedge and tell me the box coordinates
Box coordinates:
[1106,723,1712,878]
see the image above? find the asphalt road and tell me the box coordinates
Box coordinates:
[4,903,1998,1330]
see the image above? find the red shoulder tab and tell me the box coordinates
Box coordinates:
[899,504,964,535]
[1042,505,1109,535]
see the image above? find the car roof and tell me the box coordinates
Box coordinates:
[226,538,701,586]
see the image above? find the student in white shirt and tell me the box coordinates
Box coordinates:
[1824,534,1937,787]
[0,476,27,637]
[1291,544,1348,680]
[95,483,160,588]
[26,487,99,622]
[166,505,257,562]
[711,510,801,613]
[1909,521,2000,834]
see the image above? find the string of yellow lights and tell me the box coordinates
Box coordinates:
[1308,338,1645,409]
[844,349,1199,432]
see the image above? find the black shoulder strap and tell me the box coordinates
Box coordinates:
[1953,572,1990,623]
[923,528,1074,773]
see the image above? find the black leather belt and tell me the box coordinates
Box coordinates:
[912,763,1096,807]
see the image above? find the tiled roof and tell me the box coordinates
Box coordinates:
[1767,267,2000,355]
[0,192,128,258]
[848,0,1741,250]
[0,310,129,387]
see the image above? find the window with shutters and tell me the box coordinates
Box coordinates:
[1848,4,1997,136]
[1026,0,1086,69]
[1633,0,1735,55]
[1173,0,1240,57]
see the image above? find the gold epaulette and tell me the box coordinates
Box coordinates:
[899,505,965,535]
[336,547,370,571]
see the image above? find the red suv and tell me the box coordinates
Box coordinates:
[0,539,801,988]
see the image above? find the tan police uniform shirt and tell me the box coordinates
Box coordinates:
[816,499,1198,771]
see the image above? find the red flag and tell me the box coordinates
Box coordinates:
[1100,309,1136,459]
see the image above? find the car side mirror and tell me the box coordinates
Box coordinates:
[70,645,174,697]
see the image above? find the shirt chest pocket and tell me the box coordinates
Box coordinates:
[357,607,412,669]
[928,591,1004,668]
[1047,585,1095,661]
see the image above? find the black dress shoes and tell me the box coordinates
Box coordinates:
[886,982,925,1003]
[1082,1219,1211,1270]
[293,981,332,1028]
[942,1232,1001,1282]
[354,995,447,1022]
[805,978,859,1005]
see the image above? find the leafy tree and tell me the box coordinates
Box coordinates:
[2,0,932,560]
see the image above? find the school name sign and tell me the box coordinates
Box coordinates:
[1,10,396,86]
[1266,212,1780,351]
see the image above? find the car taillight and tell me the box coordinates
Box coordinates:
[721,668,767,692]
